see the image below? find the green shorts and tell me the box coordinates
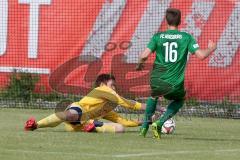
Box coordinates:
[150,73,185,100]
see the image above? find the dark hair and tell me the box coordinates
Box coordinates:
[94,74,115,87]
[166,8,181,26]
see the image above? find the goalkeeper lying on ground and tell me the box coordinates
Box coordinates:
[25,74,156,133]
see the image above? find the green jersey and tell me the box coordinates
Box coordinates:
[147,29,199,87]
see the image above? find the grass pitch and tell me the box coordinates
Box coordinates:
[0,108,240,160]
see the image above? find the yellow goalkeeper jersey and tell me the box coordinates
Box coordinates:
[72,85,142,121]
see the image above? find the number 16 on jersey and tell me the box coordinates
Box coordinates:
[163,42,178,62]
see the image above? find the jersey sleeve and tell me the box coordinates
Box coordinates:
[103,111,139,127]
[188,35,199,54]
[95,86,142,110]
[147,34,158,52]
[115,95,142,110]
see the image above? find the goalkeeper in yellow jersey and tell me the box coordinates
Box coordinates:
[25,74,151,133]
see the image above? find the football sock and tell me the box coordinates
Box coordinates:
[37,113,63,128]
[155,99,184,128]
[95,125,116,133]
[141,97,158,129]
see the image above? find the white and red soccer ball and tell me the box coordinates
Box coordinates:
[161,118,176,134]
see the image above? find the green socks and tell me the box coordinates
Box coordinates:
[141,97,158,129]
[155,100,184,128]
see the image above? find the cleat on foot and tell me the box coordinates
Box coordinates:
[139,127,148,137]
[24,117,37,131]
[151,123,161,139]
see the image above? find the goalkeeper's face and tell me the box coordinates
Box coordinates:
[106,79,116,91]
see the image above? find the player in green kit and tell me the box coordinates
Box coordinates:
[136,8,217,139]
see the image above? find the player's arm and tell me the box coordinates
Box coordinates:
[96,86,165,113]
[112,93,144,110]
[103,111,141,127]
[136,34,157,71]
[98,88,144,110]
[136,48,152,71]
[194,40,217,60]
[101,88,163,112]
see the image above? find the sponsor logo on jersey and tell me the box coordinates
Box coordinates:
[160,34,182,39]
[193,44,199,48]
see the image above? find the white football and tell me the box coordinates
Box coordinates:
[161,118,176,134]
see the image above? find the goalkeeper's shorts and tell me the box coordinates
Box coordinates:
[66,105,83,125]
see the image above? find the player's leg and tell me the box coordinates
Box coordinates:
[64,119,124,133]
[65,122,125,133]
[152,99,184,139]
[64,122,83,132]
[152,87,185,139]
[140,71,173,137]
[64,119,97,132]
[140,97,158,137]
[95,123,125,133]
[155,99,184,126]
[25,113,64,131]
[25,105,82,131]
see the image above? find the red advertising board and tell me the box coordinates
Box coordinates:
[0,0,239,103]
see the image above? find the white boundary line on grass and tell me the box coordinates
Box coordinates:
[114,149,240,158]
[2,148,240,158]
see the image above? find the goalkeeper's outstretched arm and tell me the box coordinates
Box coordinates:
[103,111,140,127]
[97,87,145,110]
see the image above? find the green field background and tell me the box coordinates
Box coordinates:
[0,108,240,160]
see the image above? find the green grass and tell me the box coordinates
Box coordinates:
[0,108,240,160]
